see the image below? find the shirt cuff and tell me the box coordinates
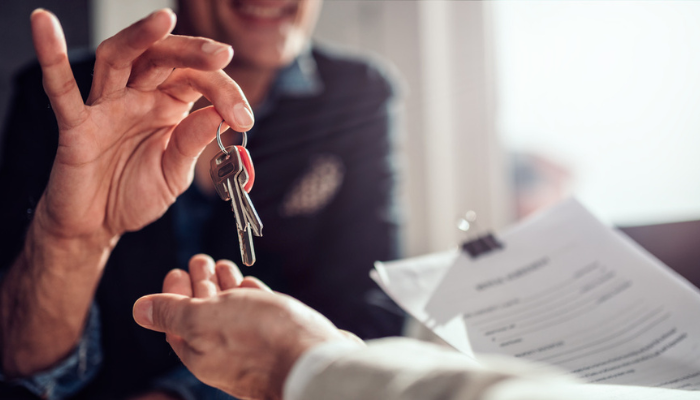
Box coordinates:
[0,303,103,400]
[283,341,364,400]
[152,365,235,400]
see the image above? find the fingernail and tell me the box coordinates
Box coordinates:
[201,41,231,56]
[135,299,154,326]
[233,103,255,128]
[151,8,176,27]
[163,8,177,28]
[31,8,56,21]
[192,254,215,275]
[150,8,167,17]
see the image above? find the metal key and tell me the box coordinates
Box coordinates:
[234,147,263,237]
[210,121,263,266]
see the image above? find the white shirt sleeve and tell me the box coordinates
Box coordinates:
[283,340,364,400]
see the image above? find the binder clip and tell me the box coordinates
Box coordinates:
[458,211,504,259]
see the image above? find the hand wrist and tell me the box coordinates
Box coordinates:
[23,222,116,275]
[273,342,316,399]
[0,220,113,375]
[275,335,355,399]
[282,340,365,400]
[33,195,120,246]
[28,198,119,270]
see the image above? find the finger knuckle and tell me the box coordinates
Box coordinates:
[44,77,76,99]
[94,41,111,62]
[40,52,69,69]
[95,39,127,70]
[152,302,174,329]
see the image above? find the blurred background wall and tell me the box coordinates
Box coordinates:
[3,1,700,258]
[0,0,89,154]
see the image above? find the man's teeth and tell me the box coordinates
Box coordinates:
[239,4,285,18]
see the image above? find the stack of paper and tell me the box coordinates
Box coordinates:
[373,200,700,391]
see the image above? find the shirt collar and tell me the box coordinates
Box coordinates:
[273,47,324,98]
[252,46,323,121]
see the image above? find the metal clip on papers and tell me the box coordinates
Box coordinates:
[457,211,504,259]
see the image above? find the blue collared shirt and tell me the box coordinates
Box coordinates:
[0,304,102,400]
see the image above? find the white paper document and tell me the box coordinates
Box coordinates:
[373,200,700,391]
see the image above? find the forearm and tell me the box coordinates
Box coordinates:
[0,209,116,376]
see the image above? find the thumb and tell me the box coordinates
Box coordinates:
[133,293,191,335]
[160,106,225,196]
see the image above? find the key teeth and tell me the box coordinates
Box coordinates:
[240,224,256,266]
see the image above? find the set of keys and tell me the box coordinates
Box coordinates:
[209,120,262,266]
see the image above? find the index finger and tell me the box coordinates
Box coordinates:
[30,9,86,129]
[89,9,176,101]
[189,254,219,298]
[163,268,193,297]
[159,68,254,131]
[216,259,244,290]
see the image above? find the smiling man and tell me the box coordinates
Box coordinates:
[0,1,404,399]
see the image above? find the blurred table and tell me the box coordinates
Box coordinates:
[620,220,700,290]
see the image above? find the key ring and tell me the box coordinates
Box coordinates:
[216,120,248,155]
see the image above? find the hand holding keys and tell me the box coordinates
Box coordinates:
[210,121,263,266]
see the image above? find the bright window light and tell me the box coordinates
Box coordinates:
[493,1,700,225]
